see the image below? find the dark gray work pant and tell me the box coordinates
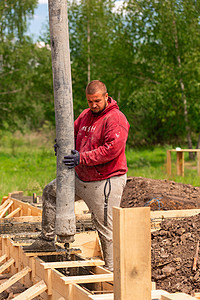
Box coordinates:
[41,174,127,271]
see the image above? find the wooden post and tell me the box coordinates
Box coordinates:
[113,207,151,300]
[167,150,171,176]
[176,151,184,176]
[197,152,200,176]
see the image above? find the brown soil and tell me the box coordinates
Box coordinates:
[121,177,200,296]
[152,214,200,295]
[121,176,200,210]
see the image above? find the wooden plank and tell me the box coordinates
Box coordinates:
[89,294,114,299]
[93,265,111,275]
[113,207,151,300]
[72,284,93,300]
[5,215,42,223]
[51,268,72,298]
[91,266,113,292]
[0,266,31,293]
[29,257,35,281]
[169,149,200,152]
[9,198,42,216]
[75,200,90,221]
[8,191,23,199]
[42,259,105,269]
[1,197,8,205]
[1,238,9,263]
[62,273,113,284]
[45,268,52,295]
[0,200,13,218]
[0,200,11,212]
[161,293,197,300]
[176,151,184,176]
[52,290,65,300]
[166,150,171,176]
[35,258,45,281]
[197,152,200,176]
[151,208,200,220]
[5,207,21,219]
[72,231,103,259]
[7,239,19,273]
[52,290,66,300]
[0,254,7,263]
[167,149,200,177]
[13,280,47,300]
[25,250,71,257]
[0,258,15,274]
[151,290,170,299]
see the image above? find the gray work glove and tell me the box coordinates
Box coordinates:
[63,150,80,169]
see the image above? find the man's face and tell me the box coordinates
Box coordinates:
[86,92,108,114]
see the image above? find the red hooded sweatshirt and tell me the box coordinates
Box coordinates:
[74,97,130,181]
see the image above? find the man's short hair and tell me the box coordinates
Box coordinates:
[86,80,107,95]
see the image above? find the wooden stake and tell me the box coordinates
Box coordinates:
[0,200,13,218]
[0,258,15,274]
[5,207,21,219]
[176,151,184,176]
[0,266,31,293]
[197,152,200,176]
[113,207,151,300]
[33,193,37,203]
[0,254,7,264]
[0,200,11,212]
[167,150,171,176]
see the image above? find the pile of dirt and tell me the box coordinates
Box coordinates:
[151,214,200,295]
[121,177,200,210]
[121,176,200,295]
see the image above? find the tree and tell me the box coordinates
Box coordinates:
[121,0,200,147]
[0,0,40,131]
[67,0,123,118]
[0,0,37,40]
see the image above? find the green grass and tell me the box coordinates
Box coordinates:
[126,146,200,187]
[0,131,199,200]
[0,130,56,200]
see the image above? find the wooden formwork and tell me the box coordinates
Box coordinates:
[0,236,114,299]
[0,192,199,299]
[0,192,114,299]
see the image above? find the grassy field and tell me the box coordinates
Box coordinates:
[0,130,199,200]
[0,130,57,200]
[126,146,200,186]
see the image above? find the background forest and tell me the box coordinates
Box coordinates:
[1,0,200,149]
[1,0,200,197]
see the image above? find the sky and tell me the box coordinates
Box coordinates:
[27,0,124,41]
[27,0,48,41]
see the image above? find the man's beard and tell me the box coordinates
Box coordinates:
[91,102,107,115]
